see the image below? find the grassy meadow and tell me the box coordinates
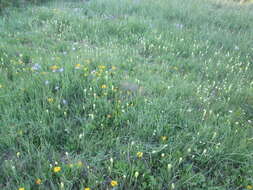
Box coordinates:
[0,0,253,189]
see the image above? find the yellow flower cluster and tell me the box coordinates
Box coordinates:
[53,166,61,173]
[47,98,54,103]
[101,84,107,89]
[136,152,143,158]
[111,180,118,187]
[75,64,81,69]
[98,65,106,70]
[50,65,59,71]
[161,136,168,141]
[35,178,42,185]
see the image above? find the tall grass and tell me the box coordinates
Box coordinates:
[0,0,50,12]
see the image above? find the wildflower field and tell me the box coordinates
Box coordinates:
[0,0,253,189]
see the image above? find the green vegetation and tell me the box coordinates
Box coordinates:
[0,0,50,12]
[0,0,253,189]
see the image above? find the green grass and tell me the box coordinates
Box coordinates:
[0,0,253,189]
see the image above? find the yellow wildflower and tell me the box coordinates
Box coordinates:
[47,98,54,103]
[136,151,143,158]
[75,64,81,69]
[246,185,253,190]
[0,84,3,88]
[18,188,25,190]
[98,65,106,70]
[35,178,42,185]
[84,188,91,190]
[50,65,59,71]
[53,166,61,173]
[110,180,118,187]
[111,66,116,70]
[161,136,168,141]
[101,84,107,89]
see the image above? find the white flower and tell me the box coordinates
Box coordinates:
[60,182,64,188]
[16,152,20,157]
[62,99,67,105]
[31,64,41,71]
[58,68,64,72]
[134,171,139,178]
[88,114,94,119]
[212,132,217,138]
[175,23,184,29]
[79,133,84,139]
